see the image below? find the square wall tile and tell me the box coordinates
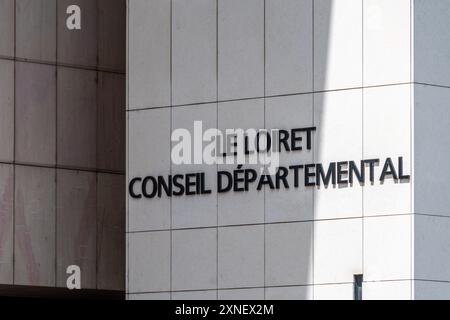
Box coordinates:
[415,215,450,282]
[56,170,97,289]
[0,0,14,57]
[16,0,56,62]
[172,104,217,229]
[0,164,14,284]
[265,0,313,96]
[14,166,55,287]
[414,85,450,217]
[265,222,313,286]
[313,283,354,300]
[97,173,125,291]
[218,288,265,300]
[363,280,411,300]
[363,0,411,86]
[218,0,264,100]
[128,231,171,293]
[98,0,126,71]
[314,218,362,284]
[172,290,217,300]
[15,62,56,166]
[314,89,363,220]
[414,0,450,86]
[172,0,217,105]
[57,67,97,170]
[218,225,264,289]
[129,0,171,108]
[218,99,264,226]
[172,228,217,291]
[314,0,362,91]
[128,108,171,232]
[363,84,411,216]
[364,215,411,281]
[0,60,14,162]
[266,286,312,300]
[97,72,126,173]
[58,0,97,67]
[265,94,314,223]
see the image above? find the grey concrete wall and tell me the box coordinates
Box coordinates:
[0,0,126,292]
[413,0,450,298]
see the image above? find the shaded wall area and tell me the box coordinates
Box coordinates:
[0,0,126,293]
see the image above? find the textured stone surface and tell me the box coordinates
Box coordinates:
[15,62,56,166]
[14,166,56,287]
[16,0,56,62]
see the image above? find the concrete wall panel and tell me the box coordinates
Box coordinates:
[56,170,97,289]
[314,89,363,220]
[128,108,171,232]
[14,166,55,287]
[414,0,450,86]
[57,67,97,170]
[128,231,171,293]
[363,85,411,216]
[218,99,264,226]
[16,0,56,62]
[218,288,265,300]
[313,283,354,300]
[415,215,450,282]
[98,0,126,71]
[266,0,313,96]
[266,286,312,300]
[415,280,450,300]
[314,218,363,284]
[363,0,411,86]
[0,0,14,57]
[172,290,217,300]
[364,215,411,281]
[363,280,411,300]
[129,0,171,109]
[97,72,126,173]
[172,228,217,291]
[172,0,217,106]
[265,222,313,286]
[218,225,264,289]
[0,164,14,284]
[265,94,314,223]
[171,104,218,229]
[218,0,264,100]
[414,85,450,217]
[97,173,125,291]
[15,62,56,166]
[0,60,14,162]
[314,0,362,90]
[58,0,97,67]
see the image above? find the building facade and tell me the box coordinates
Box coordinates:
[126,0,450,300]
[0,0,126,297]
[1,0,450,300]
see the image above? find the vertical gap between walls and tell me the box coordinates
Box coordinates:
[361,0,365,295]
[409,0,413,300]
[216,0,219,301]
[169,0,173,300]
[12,0,17,286]
[96,0,102,291]
[126,0,130,299]
[263,0,266,300]
[55,0,59,288]
[311,0,315,300]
